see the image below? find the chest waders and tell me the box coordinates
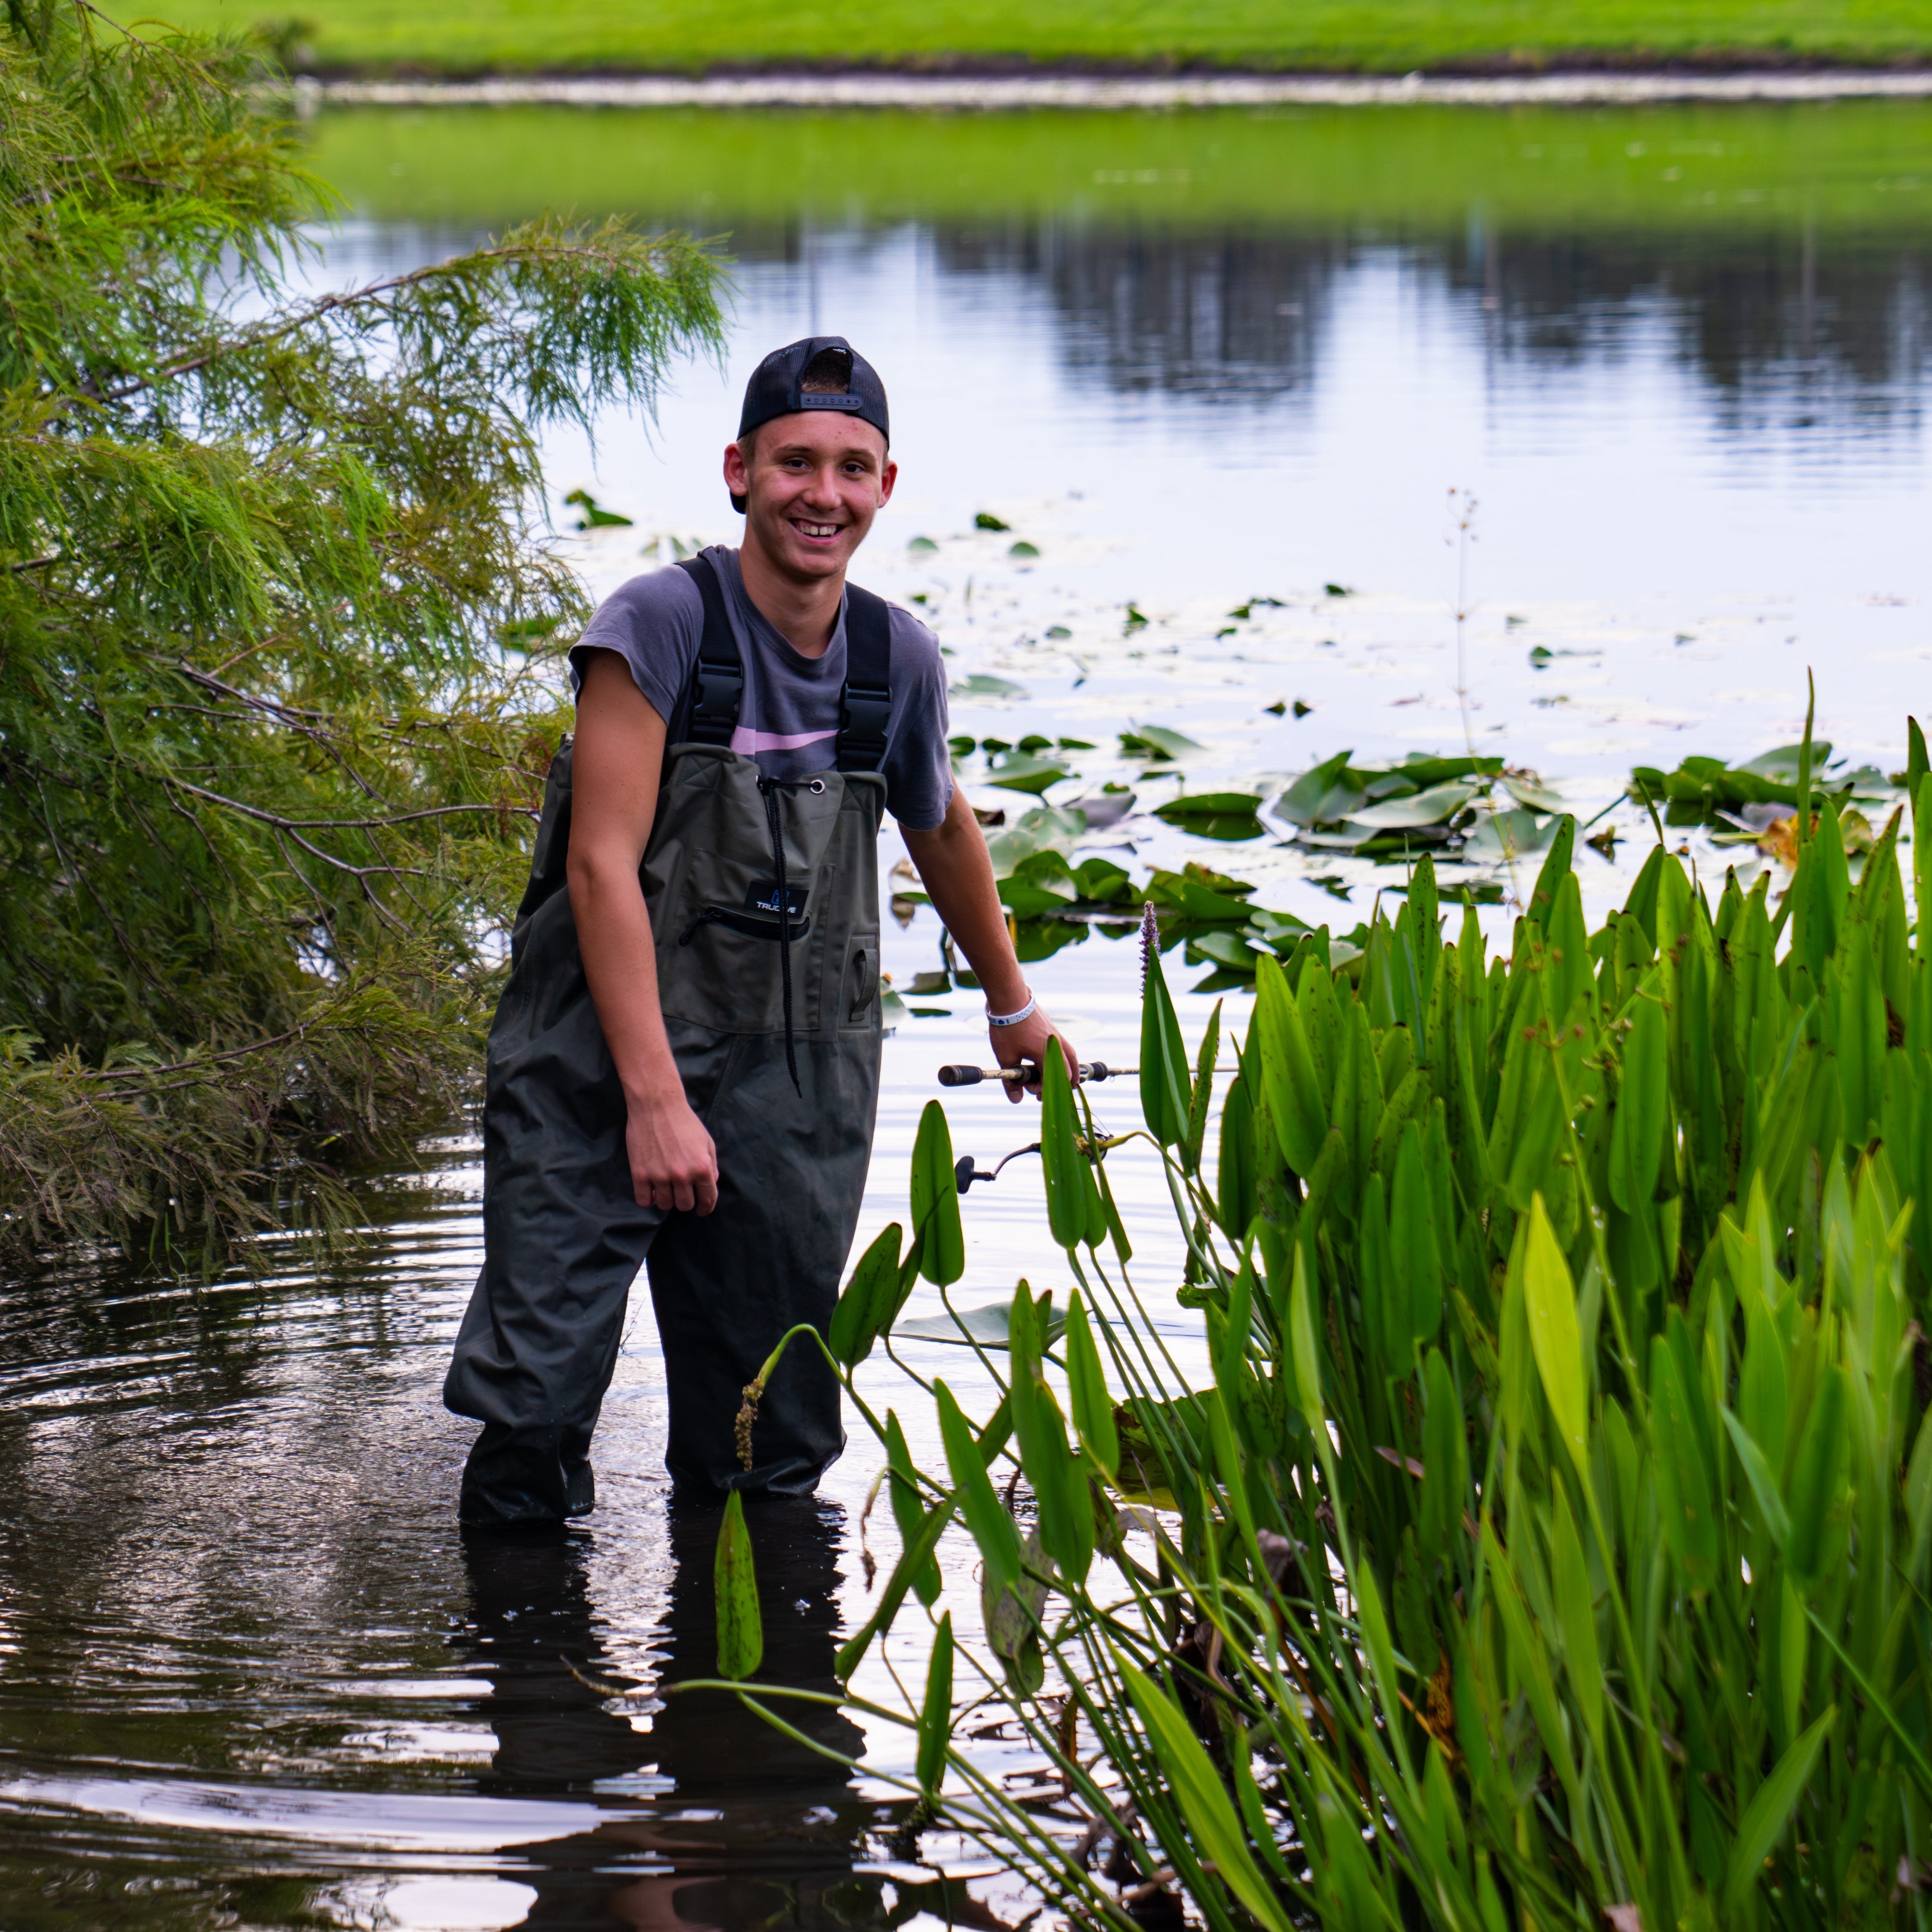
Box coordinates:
[443,557,891,1525]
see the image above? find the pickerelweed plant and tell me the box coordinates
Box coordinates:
[697,718,1932,1932]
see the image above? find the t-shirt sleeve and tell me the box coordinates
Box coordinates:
[882,606,955,832]
[567,565,704,725]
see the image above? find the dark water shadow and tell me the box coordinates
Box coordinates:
[461,1496,911,1931]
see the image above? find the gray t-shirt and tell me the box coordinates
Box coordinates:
[570,546,954,831]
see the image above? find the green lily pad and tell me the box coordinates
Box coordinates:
[898,1297,1069,1349]
[985,752,1073,795]
[1462,808,1554,861]
[982,803,1088,875]
[907,535,940,555]
[1346,780,1479,830]
[950,673,1029,700]
[1120,725,1204,762]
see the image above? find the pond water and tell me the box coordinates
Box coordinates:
[3,100,1932,1930]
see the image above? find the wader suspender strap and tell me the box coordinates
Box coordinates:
[835,585,892,773]
[672,556,743,747]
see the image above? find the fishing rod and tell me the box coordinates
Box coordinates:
[936,1061,1136,1087]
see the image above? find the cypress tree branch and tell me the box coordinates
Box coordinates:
[0,5,727,1265]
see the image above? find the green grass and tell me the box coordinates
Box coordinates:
[153,0,1932,77]
[306,98,1932,237]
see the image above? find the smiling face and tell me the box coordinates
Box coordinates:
[725,411,896,589]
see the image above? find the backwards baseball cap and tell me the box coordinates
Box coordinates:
[731,336,890,513]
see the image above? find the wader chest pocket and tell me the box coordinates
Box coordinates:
[676,879,810,948]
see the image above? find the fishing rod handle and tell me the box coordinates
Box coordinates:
[937,1061,1133,1087]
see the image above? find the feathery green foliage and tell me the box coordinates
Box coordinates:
[718,725,1932,1930]
[0,4,725,1265]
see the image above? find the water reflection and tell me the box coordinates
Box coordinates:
[926,221,1932,428]
[461,1498,888,1931]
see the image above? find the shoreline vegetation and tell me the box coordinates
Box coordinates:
[143,0,1932,82]
[0,10,726,1270]
[721,749,1932,1930]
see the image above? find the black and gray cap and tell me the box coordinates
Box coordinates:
[731,336,890,513]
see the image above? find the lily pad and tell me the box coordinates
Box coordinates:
[1344,780,1478,830]
[898,1296,1070,1349]
[1066,788,1137,830]
[1631,745,1852,823]
[1121,725,1204,762]
[985,752,1073,795]
[983,803,1088,876]
[1502,774,1567,813]
[1008,540,1040,559]
[907,535,940,554]
[1462,808,1554,861]
[950,673,1029,700]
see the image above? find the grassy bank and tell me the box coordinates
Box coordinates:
[308,98,1932,237]
[158,0,1932,78]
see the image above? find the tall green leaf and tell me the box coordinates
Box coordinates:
[713,1489,763,1681]
[1064,1290,1120,1473]
[1420,1347,1466,1566]
[916,1612,955,1801]
[1549,1481,1603,1756]
[936,1378,1023,1598]
[1721,1706,1836,1913]
[1524,1194,1589,1482]
[1116,1654,1293,1932]
[1040,1043,1096,1251]
[1139,914,1192,1148]
[826,1221,905,1368]
[886,1408,943,1607]
[1255,951,1328,1174]
[1786,1363,1850,1588]
[911,1101,966,1285]
[1008,1280,1092,1584]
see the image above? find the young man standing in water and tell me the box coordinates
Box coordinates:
[443,337,1077,1525]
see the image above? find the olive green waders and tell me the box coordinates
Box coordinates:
[443,557,892,1524]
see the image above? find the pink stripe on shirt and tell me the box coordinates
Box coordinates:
[729,725,839,755]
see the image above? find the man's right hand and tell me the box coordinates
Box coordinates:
[626,1092,719,1215]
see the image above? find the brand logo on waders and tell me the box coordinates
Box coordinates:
[746,882,809,918]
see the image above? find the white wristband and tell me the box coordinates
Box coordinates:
[986,988,1037,1028]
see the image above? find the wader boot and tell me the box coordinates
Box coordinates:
[443,557,892,1524]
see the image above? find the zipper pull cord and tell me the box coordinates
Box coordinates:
[760,777,802,1097]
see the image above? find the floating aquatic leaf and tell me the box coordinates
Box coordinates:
[1631,743,1867,825]
[982,803,1088,875]
[949,673,1029,699]
[1502,773,1567,813]
[897,1298,1070,1349]
[1120,725,1204,762]
[907,535,940,554]
[973,511,1010,531]
[1461,807,1553,861]
[984,751,1072,795]
[1344,780,1478,830]
[1065,788,1136,830]
[1008,540,1040,559]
